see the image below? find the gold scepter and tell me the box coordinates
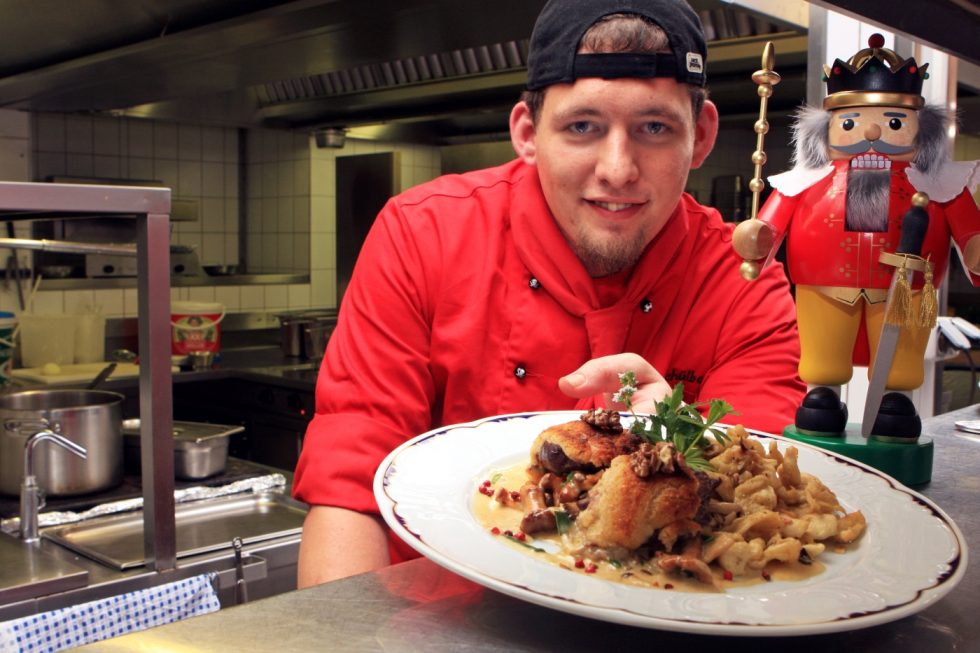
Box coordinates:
[737,42,780,281]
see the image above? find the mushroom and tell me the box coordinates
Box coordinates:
[520,482,557,534]
[656,537,718,588]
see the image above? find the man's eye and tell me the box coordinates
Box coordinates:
[842,119,855,131]
[568,121,593,134]
[644,122,667,135]
[888,118,903,130]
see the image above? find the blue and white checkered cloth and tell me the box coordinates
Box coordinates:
[0,573,220,653]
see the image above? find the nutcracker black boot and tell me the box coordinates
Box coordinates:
[795,386,848,435]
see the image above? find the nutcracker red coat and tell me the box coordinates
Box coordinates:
[758,158,980,367]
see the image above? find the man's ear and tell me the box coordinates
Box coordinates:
[690,99,719,169]
[510,101,537,165]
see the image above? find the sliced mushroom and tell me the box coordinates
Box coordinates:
[520,483,557,534]
[656,537,718,588]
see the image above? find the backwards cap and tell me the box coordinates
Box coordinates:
[525,0,708,91]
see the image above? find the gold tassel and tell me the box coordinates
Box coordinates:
[885,258,912,327]
[918,260,938,328]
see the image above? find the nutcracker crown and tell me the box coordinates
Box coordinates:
[822,33,928,111]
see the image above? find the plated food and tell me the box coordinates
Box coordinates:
[474,407,865,591]
[375,408,966,634]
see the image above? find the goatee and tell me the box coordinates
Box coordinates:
[572,230,648,277]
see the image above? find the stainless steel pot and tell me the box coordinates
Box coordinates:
[0,389,124,497]
[278,310,337,359]
[122,419,242,480]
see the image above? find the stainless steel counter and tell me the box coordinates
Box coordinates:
[76,404,980,652]
[0,463,306,622]
[0,493,305,623]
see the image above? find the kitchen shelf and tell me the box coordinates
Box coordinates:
[0,180,178,573]
[40,273,310,290]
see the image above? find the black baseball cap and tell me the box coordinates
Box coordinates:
[525,0,708,90]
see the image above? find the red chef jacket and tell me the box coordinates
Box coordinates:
[293,159,804,562]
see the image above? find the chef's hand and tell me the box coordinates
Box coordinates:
[559,353,671,413]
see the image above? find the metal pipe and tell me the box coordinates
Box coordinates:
[0,238,136,256]
[20,430,87,543]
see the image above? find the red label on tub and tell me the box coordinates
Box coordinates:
[171,313,221,354]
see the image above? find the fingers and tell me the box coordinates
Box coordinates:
[623,379,672,414]
[559,353,671,412]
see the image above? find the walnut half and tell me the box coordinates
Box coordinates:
[581,408,623,433]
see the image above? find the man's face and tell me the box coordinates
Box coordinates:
[828,105,920,165]
[510,77,717,277]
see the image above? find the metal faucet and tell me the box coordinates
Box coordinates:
[20,430,87,543]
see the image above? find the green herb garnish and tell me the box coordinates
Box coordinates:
[616,373,736,472]
[554,510,572,535]
[504,534,546,552]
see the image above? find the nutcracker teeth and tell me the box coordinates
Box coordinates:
[850,154,891,170]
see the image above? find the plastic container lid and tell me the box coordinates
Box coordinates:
[171,301,225,314]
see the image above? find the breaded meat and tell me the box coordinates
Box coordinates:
[573,455,701,550]
[530,418,641,475]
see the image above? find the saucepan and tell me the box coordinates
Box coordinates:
[0,389,124,496]
[277,310,337,359]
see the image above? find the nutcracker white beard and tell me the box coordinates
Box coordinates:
[845,169,890,232]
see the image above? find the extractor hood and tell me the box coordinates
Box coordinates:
[0,0,972,144]
[0,0,810,143]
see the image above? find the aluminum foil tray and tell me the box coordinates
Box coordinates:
[42,491,306,570]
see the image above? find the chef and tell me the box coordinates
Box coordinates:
[295,0,804,587]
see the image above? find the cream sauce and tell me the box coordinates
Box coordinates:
[472,461,825,593]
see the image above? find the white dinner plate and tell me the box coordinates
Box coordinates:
[374,411,967,637]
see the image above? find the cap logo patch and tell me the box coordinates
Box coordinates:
[686,53,703,74]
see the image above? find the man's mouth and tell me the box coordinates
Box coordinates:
[590,200,640,212]
[850,153,892,170]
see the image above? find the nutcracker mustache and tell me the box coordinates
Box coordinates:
[830,140,915,156]
[791,104,950,176]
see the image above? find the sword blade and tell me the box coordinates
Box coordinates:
[861,205,930,436]
[861,323,901,436]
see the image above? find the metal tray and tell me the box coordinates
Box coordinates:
[0,531,89,604]
[42,492,307,570]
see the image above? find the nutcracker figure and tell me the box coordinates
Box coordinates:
[734,35,980,452]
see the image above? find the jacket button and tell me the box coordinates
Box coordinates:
[640,299,653,313]
[514,365,527,379]
[528,277,541,290]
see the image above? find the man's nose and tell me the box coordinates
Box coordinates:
[596,133,639,187]
[864,123,882,142]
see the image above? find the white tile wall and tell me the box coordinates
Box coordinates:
[246,129,311,275]
[307,137,442,310]
[12,113,244,317]
[1,111,443,319]
[32,112,242,271]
